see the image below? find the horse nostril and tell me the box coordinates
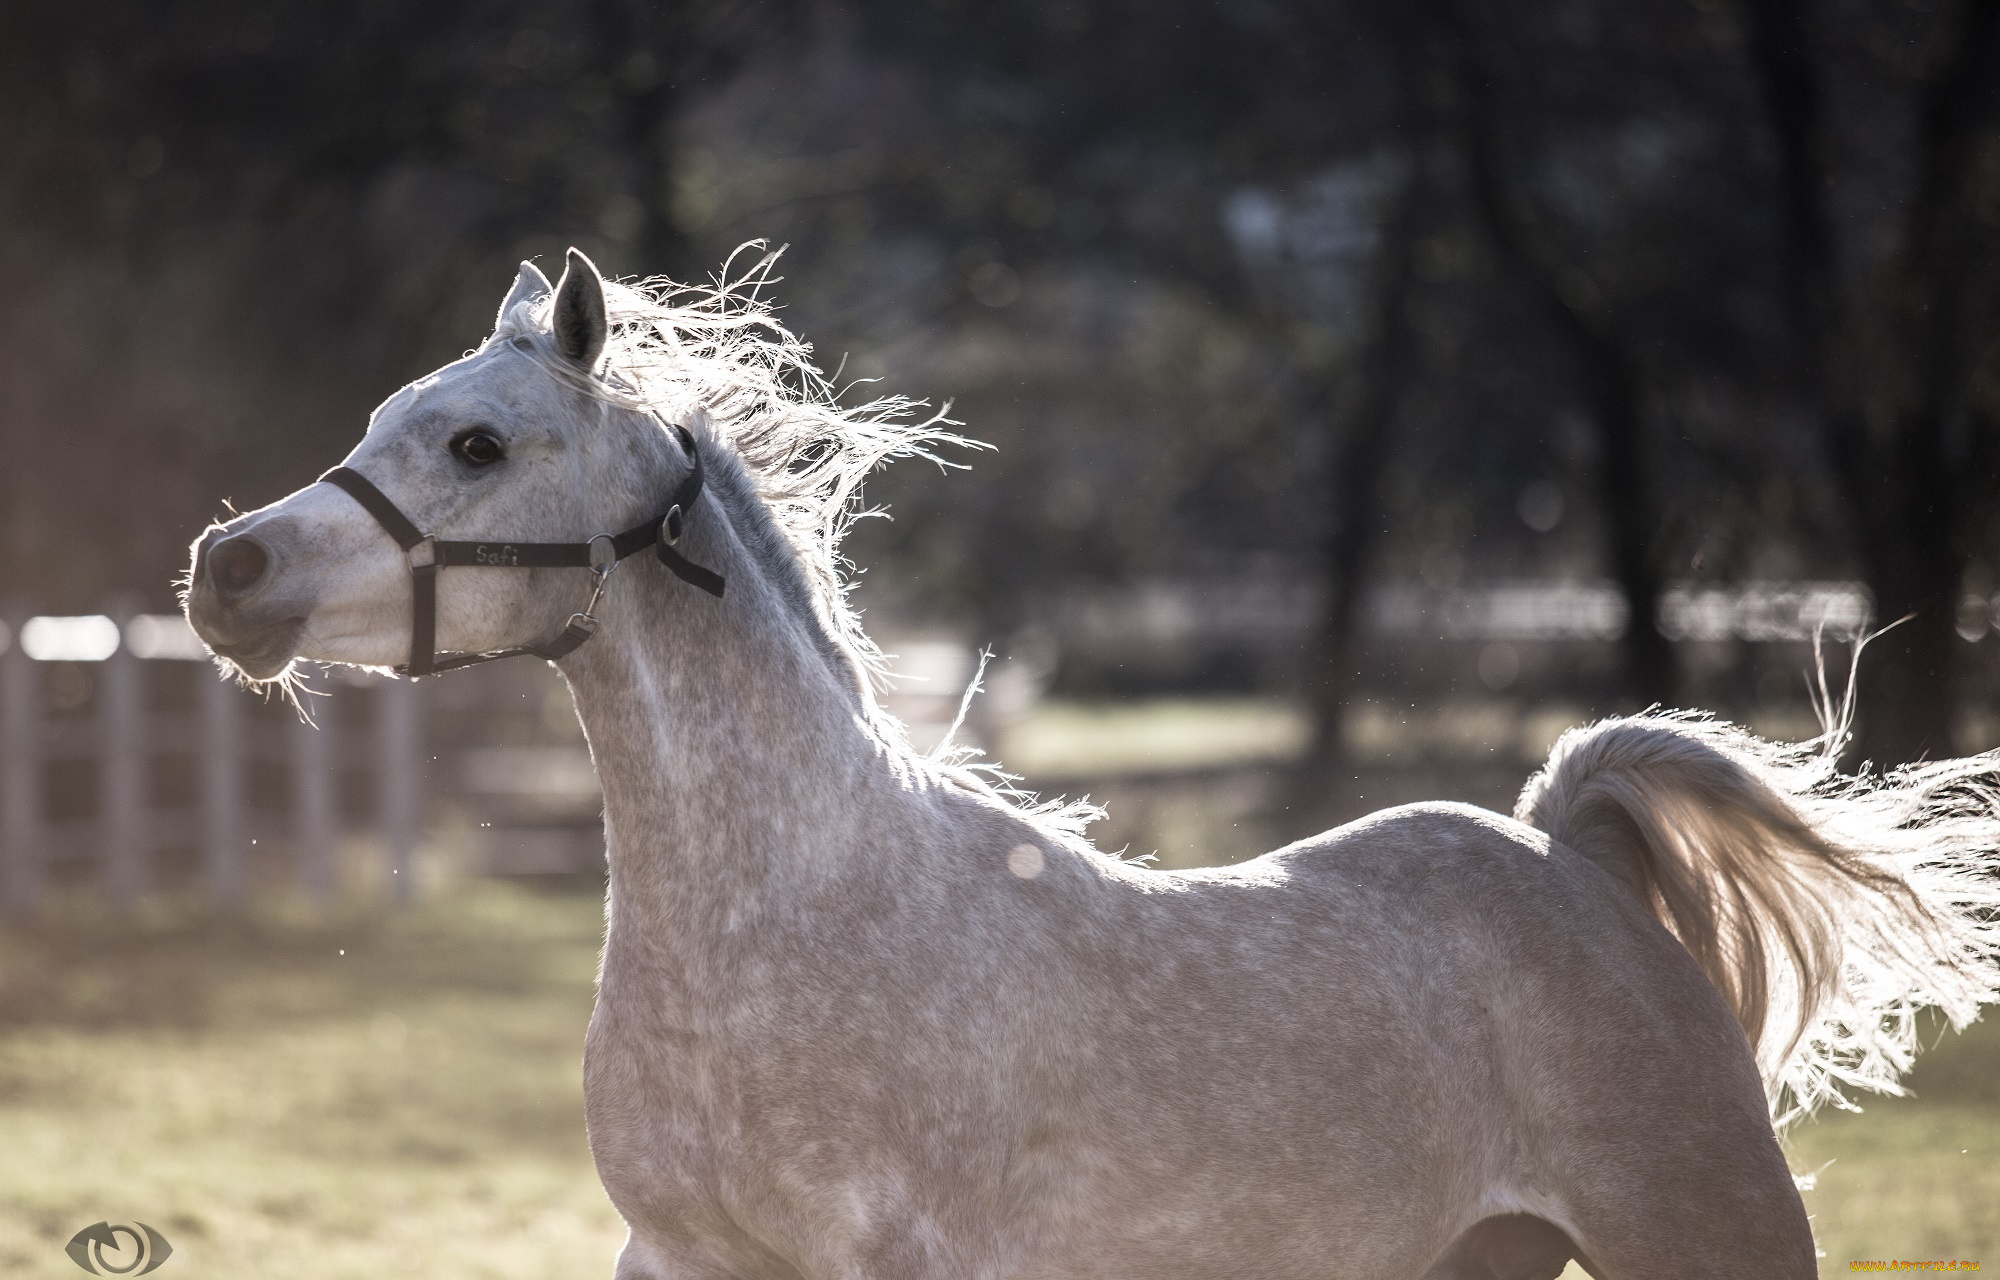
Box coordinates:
[208,535,271,594]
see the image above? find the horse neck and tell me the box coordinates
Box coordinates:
[556,489,907,941]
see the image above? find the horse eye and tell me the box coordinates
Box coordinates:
[452,430,504,466]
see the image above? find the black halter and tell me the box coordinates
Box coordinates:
[318,423,725,677]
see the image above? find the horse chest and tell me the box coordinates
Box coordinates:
[582,950,1029,1276]
[582,987,732,1166]
[582,981,847,1216]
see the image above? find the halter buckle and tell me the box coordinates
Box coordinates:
[661,505,685,546]
[407,535,438,571]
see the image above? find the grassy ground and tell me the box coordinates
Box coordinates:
[0,884,624,1280]
[1787,1014,2000,1267]
[1000,696,1312,777]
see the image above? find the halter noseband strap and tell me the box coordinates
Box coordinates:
[318,423,725,677]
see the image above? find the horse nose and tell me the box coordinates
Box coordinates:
[206,534,272,596]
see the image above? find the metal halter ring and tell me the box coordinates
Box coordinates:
[588,533,619,573]
[315,421,721,676]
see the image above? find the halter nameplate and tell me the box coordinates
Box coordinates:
[319,424,724,677]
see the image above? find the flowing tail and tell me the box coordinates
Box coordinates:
[1516,709,2000,1126]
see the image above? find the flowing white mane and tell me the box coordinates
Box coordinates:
[493,247,1101,839]
[492,246,964,703]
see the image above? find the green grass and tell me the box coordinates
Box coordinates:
[1787,1014,2000,1268]
[0,883,624,1280]
[1,879,1994,1279]
[997,695,1845,781]
[1000,697,1310,777]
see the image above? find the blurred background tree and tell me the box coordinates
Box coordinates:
[3,0,2000,824]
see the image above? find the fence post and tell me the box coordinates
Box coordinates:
[292,678,336,900]
[1,607,40,916]
[377,677,421,902]
[201,668,245,904]
[102,599,148,906]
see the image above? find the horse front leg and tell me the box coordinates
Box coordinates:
[616,1225,982,1280]
[613,1230,794,1280]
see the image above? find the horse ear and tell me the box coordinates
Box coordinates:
[551,247,608,371]
[496,260,552,330]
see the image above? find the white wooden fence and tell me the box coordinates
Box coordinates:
[0,605,423,915]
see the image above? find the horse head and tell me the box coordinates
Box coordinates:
[185,249,690,681]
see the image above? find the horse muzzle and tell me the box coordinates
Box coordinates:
[186,525,311,679]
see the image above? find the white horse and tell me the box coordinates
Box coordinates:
[185,248,2000,1279]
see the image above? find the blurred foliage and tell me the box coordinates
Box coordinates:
[3,0,2000,769]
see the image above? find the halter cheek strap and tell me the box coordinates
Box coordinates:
[319,423,724,677]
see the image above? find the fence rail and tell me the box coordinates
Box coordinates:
[0,606,423,915]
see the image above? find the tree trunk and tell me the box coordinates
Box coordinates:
[1448,17,1676,708]
[1300,149,1427,780]
[1862,430,1963,763]
[1743,0,2000,765]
